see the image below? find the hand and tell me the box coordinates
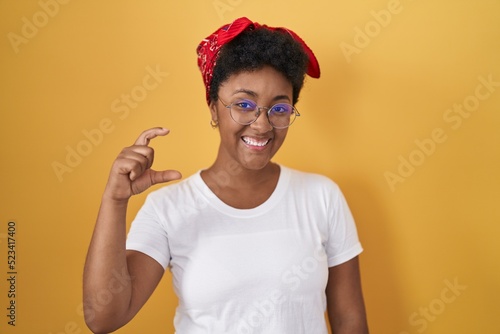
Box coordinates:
[103,127,182,202]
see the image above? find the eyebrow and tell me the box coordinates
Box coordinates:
[231,89,291,103]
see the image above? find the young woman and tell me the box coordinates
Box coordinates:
[83,17,369,334]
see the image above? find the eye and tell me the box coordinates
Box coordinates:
[270,104,293,115]
[233,100,257,112]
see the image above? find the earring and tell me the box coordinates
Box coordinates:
[210,119,219,129]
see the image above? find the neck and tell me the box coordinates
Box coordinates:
[200,161,281,209]
[203,160,279,190]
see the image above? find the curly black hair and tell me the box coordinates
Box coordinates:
[209,27,309,105]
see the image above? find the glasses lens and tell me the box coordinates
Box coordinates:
[269,104,296,128]
[230,100,257,124]
[227,99,298,128]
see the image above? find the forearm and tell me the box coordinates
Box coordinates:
[83,196,133,332]
[329,315,369,334]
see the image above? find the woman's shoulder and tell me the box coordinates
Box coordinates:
[280,165,341,192]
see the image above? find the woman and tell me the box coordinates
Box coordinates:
[83,17,369,334]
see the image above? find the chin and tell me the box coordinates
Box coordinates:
[238,155,275,171]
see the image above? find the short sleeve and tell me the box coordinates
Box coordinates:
[126,194,171,269]
[325,184,363,267]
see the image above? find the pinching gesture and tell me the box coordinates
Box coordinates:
[104,127,182,202]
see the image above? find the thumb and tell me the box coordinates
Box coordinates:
[149,169,182,186]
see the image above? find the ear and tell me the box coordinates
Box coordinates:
[209,100,219,123]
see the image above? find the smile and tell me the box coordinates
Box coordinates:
[241,136,272,147]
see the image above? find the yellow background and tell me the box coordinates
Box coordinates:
[1,0,499,333]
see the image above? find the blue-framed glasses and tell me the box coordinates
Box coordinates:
[219,97,300,129]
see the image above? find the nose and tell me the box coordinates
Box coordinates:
[251,108,273,132]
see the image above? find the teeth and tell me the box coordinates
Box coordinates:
[242,137,270,147]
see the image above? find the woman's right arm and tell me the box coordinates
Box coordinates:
[83,127,181,334]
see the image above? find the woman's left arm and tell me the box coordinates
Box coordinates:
[326,256,369,334]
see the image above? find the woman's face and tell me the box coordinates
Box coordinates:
[211,66,293,172]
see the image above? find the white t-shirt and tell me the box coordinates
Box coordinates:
[126,165,363,334]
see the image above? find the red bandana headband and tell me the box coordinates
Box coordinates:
[196,17,321,105]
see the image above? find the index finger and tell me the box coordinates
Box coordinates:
[134,127,170,146]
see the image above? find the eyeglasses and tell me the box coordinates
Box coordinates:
[218,97,300,129]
